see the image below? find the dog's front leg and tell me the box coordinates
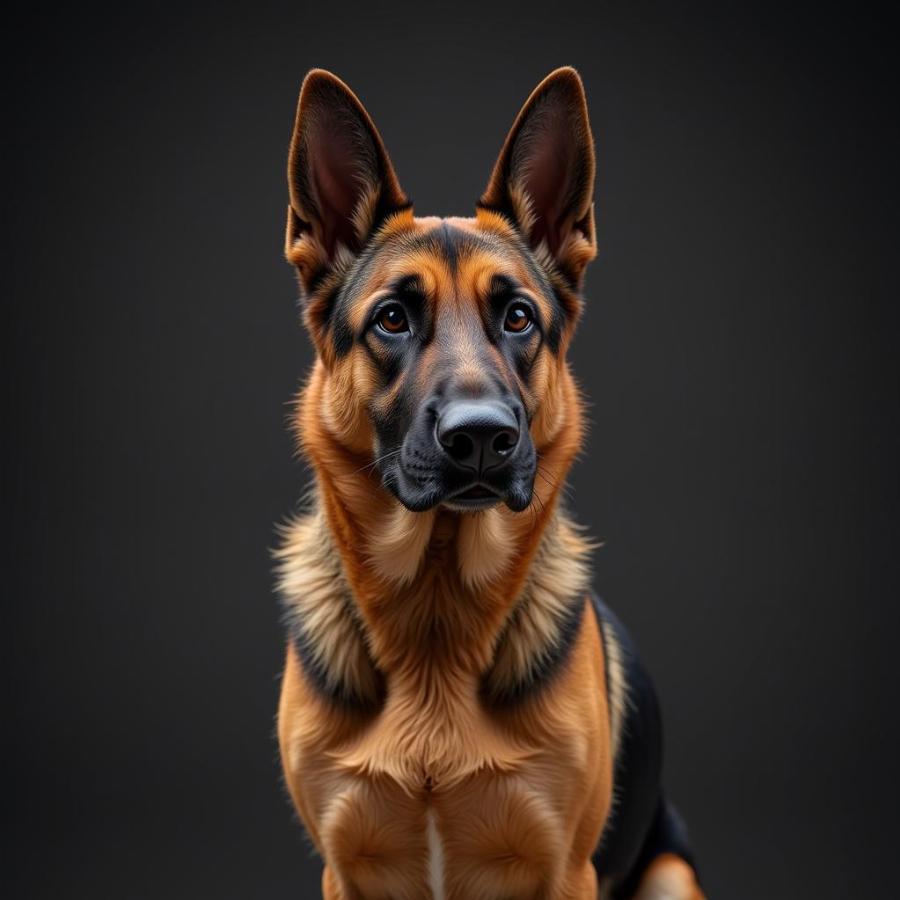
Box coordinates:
[632,854,705,900]
[567,860,604,900]
[321,864,355,900]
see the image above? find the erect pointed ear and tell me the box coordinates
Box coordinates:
[480,67,597,286]
[285,69,409,293]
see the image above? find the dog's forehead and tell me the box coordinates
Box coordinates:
[409,216,552,291]
[340,214,556,327]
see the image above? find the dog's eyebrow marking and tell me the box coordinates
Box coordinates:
[327,216,569,358]
[488,274,521,297]
[354,274,429,337]
[391,273,428,300]
[484,274,547,341]
[470,228,566,353]
[486,274,529,313]
[327,224,416,326]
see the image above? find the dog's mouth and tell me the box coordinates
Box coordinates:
[441,482,503,511]
[381,434,537,514]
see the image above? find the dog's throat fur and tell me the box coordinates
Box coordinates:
[276,499,592,711]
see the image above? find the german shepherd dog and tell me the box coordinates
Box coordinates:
[276,68,705,900]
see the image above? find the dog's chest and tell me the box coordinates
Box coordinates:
[291,671,600,900]
[279,560,608,898]
[315,759,578,900]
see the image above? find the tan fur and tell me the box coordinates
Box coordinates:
[455,507,515,589]
[365,504,436,586]
[276,508,381,705]
[602,623,629,765]
[507,180,538,239]
[279,555,612,899]
[481,516,591,699]
[278,338,611,897]
[632,854,705,900]
[276,67,696,900]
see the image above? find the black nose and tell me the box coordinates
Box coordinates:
[436,400,520,473]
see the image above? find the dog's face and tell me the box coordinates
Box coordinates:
[285,69,596,514]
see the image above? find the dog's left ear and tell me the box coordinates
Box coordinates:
[285,69,408,295]
[480,67,597,286]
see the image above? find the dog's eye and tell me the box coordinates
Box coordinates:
[376,304,409,335]
[504,302,533,334]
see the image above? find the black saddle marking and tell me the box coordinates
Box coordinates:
[590,594,700,895]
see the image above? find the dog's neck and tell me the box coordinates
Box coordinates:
[277,363,589,711]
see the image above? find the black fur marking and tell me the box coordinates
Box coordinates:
[481,593,587,707]
[433,221,461,271]
[318,281,353,356]
[513,341,539,383]
[485,274,523,328]
[363,331,407,387]
[305,266,330,298]
[280,597,384,710]
[488,273,519,297]
[545,289,564,353]
[372,200,414,235]
[369,351,419,446]
[403,222,495,268]
[331,316,355,357]
[589,595,702,894]
[475,201,512,221]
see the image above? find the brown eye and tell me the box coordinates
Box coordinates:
[376,304,409,334]
[504,302,533,333]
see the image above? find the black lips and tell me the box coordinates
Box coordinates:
[380,397,536,512]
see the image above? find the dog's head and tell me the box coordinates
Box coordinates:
[285,68,596,514]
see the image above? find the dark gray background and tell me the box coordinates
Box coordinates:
[4,2,898,898]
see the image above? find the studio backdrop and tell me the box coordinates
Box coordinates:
[4,3,898,898]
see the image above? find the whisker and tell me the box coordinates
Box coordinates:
[341,449,402,480]
[526,497,539,529]
[538,464,575,501]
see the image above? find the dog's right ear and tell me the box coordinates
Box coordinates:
[285,70,408,298]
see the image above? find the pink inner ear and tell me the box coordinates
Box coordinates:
[309,127,367,257]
